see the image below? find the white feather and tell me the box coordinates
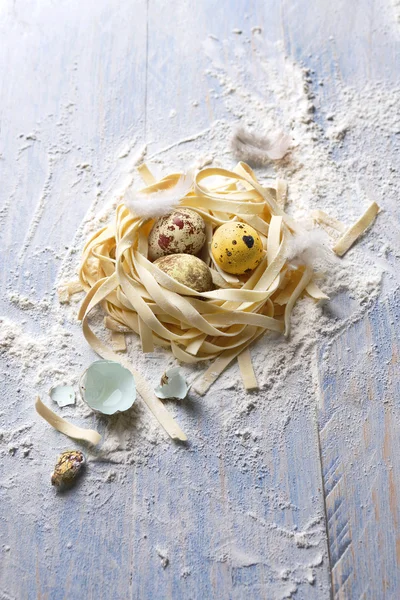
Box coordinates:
[232,127,291,165]
[286,228,335,269]
[124,171,194,219]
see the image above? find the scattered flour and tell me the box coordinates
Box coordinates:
[1,29,400,600]
[392,0,400,23]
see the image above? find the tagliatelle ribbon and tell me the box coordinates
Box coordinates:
[333,202,380,257]
[35,397,102,445]
[77,162,380,433]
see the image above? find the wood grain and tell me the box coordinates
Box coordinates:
[318,293,400,598]
[0,0,399,599]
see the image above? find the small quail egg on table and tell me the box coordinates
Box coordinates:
[154,253,213,293]
[51,450,86,488]
[148,209,206,261]
[211,222,264,275]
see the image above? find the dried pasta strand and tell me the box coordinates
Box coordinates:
[57,285,69,304]
[267,215,282,265]
[111,331,127,352]
[237,348,258,390]
[333,202,380,257]
[104,316,131,333]
[305,281,329,301]
[191,346,245,395]
[312,209,346,234]
[284,268,313,337]
[185,334,207,356]
[57,280,83,304]
[35,397,101,445]
[137,163,156,185]
[192,328,264,395]
[275,269,304,306]
[68,280,83,295]
[276,179,288,208]
[138,317,155,353]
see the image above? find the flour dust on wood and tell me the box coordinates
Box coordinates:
[1,31,400,600]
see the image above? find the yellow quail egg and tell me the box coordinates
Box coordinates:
[211,222,263,275]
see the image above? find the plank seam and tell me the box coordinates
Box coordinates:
[316,408,335,600]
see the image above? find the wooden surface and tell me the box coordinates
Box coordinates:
[0,1,399,599]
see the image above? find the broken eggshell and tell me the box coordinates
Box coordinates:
[49,384,76,408]
[80,360,136,415]
[154,367,188,400]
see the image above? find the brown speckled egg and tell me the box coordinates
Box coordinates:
[154,254,213,293]
[211,221,264,275]
[148,209,206,261]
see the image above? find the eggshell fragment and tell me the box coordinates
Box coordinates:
[148,209,206,261]
[211,222,264,275]
[155,367,188,400]
[154,254,213,293]
[80,360,136,415]
[50,385,76,408]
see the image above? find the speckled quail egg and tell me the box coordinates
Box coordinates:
[211,222,264,275]
[148,209,206,261]
[51,450,86,488]
[154,253,213,293]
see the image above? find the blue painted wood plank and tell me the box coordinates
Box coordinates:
[318,290,400,599]
[0,1,332,597]
[2,0,400,598]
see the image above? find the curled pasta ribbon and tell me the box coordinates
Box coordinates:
[35,397,101,445]
[78,162,379,416]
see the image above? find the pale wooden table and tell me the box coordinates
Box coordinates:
[1,1,399,599]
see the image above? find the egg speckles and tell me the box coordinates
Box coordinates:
[154,254,213,293]
[211,222,264,275]
[148,209,206,261]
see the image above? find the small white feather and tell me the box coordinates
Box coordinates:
[286,228,335,269]
[232,127,291,165]
[124,171,194,219]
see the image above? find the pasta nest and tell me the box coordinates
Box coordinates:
[78,162,326,395]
